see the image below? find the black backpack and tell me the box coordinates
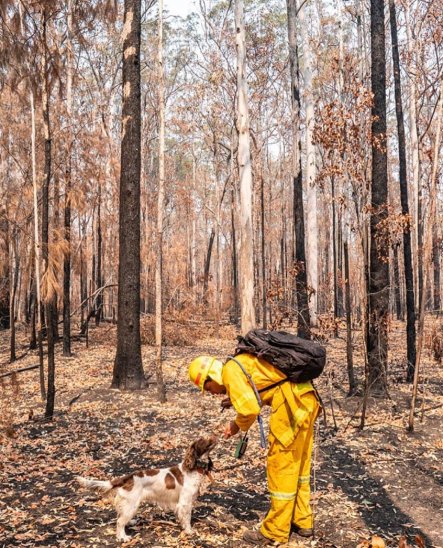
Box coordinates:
[234,329,326,383]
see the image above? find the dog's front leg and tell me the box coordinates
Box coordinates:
[176,498,193,534]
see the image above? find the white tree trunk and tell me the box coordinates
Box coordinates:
[299,2,318,326]
[405,2,420,310]
[355,0,365,80]
[155,0,166,402]
[235,0,255,334]
[409,77,443,430]
[191,152,197,300]
[63,0,73,356]
[215,157,221,337]
[31,90,45,400]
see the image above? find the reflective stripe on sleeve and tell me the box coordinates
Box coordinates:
[233,392,259,410]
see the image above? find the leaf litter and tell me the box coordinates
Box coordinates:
[0,320,442,547]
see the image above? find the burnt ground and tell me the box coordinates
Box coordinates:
[0,321,442,548]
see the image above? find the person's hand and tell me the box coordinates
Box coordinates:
[223,421,240,439]
[220,397,232,410]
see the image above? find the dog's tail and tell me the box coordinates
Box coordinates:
[76,476,113,493]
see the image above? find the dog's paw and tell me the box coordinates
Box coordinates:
[116,533,131,543]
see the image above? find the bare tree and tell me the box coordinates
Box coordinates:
[155,0,166,402]
[30,89,45,399]
[299,2,318,327]
[286,0,310,339]
[344,241,357,394]
[63,0,73,357]
[366,0,389,395]
[388,0,416,382]
[409,78,443,431]
[40,7,56,419]
[0,206,10,330]
[112,0,145,390]
[404,2,421,311]
[235,0,256,334]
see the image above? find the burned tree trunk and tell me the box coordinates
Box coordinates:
[41,8,56,418]
[63,0,73,356]
[0,206,10,330]
[111,0,145,390]
[366,0,389,395]
[433,229,441,312]
[203,227,215,303]
[286,0,310,339]
[389,0,416,381]
[344,242,357,395]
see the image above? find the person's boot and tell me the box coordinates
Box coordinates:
[242,529,278,545]
[291,524,314,538]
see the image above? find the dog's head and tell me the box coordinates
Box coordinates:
[182,435,218,472]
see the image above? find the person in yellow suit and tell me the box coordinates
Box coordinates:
[188,353,320,546]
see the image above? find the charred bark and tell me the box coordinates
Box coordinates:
[0,208,10,330]
[389,0,416,381]
[286,0,310,339]
[433,230,441,312]
[366,0,389,395]
[344,242,357,395]
[203,227,215,304]
[392,243,403,321]
[112,0,145,390]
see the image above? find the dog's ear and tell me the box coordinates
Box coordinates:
[194,436,216,457]
[182,441,198,471]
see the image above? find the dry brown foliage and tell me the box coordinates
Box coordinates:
[0,374,20,446]
[428,323,443,364]
[203,323,238,340]
[1,321,442,546]
[140,316,196,346]
[40,236,70,303]
[140,313,236,346]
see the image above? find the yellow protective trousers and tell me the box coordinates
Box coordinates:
[260,392,318,544]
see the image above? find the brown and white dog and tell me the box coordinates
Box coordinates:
[76,436,217,542]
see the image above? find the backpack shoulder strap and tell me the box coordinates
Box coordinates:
[227,356,263,407]
[226,356,267,449]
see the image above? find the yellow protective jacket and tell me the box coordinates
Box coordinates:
[222,353,316,448]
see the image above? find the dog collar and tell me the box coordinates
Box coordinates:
[195,456,214,475]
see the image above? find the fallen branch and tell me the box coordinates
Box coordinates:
[68,385,98,407]
[150,520,180,528]
[421,402,443,413]
[0,349,30,368]
[0,364,39,378]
